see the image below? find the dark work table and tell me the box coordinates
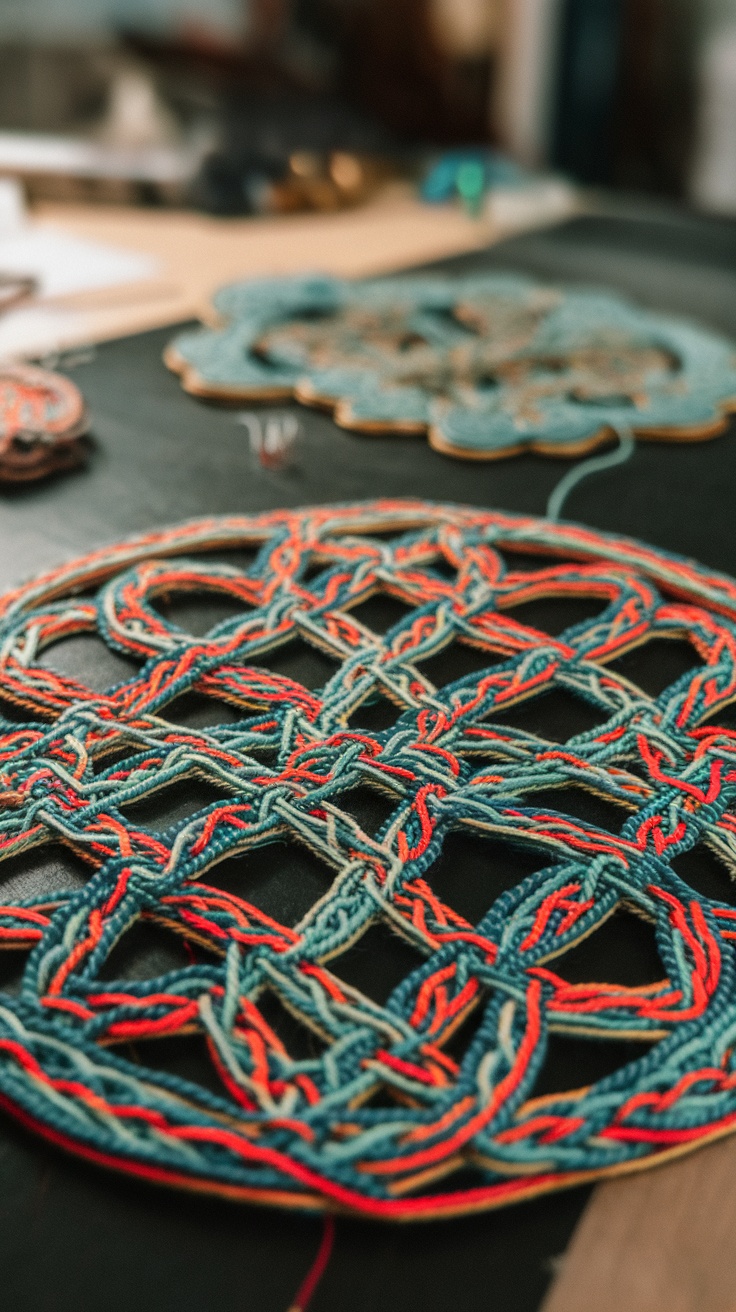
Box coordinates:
[1,202,735,1312]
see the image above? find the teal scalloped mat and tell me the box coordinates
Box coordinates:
[166,274,736,460]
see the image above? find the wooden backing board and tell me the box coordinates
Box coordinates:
[542,1134,736,1312]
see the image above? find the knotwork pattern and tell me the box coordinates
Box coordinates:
[165,274,736,459]
[2,501,736,1219]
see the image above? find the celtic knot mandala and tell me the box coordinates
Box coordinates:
[165,274,736,459]
[4,501,736,1219]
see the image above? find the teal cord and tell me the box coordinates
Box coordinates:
[546,426,636,521]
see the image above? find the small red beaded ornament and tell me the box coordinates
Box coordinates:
[0,363,88,481]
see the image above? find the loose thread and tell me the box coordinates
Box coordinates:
[546,425,635,521]
[237,410,301,470]
[287,1216,336,1312]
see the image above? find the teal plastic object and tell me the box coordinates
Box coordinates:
[166,274,736,460]
[420,149,526,214]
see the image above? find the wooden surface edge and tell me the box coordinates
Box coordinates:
[542,1133,736,1312]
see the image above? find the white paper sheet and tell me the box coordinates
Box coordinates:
[0,303,104,360]
[0,219,162,360]
[0,224,159,299]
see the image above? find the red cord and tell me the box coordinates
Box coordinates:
[287,1215,336,1312]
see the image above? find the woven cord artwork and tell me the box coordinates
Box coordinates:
[165,274,736,460]
[4,500,736,1219]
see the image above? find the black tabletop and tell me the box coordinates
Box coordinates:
[1,203,735,1312]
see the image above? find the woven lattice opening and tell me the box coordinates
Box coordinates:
[126,1032,230,1101]
[517,786,633,835]
[672,846,736,906]
[255,638,341,690]
[424,833,544,928]
[602,638,706,698]
[441,990,493,1065]
[330,786,398,838]
[347,693,404,732]
[497,549,583,574]
[38,633,140,693]
[426,554,458,583]
[257,990,330,1060]
[0,843,91,900]
[199,842,335,927]
[501,595,609,637]
[548,908,664,988]
[0,948,30,996]
[159,692,241,729]
[415,641,505,689]
[532,1033,658,1100]
[118,779,236,833]
[345,593,417,635]
[153,592,256,637]
[100,919,194,983]
[360,1083,411,1110]
[483,688,611,742]
[0,697,41,724]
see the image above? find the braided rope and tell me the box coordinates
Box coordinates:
[1,500,736,1219]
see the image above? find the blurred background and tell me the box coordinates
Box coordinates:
[0,0,732,218]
